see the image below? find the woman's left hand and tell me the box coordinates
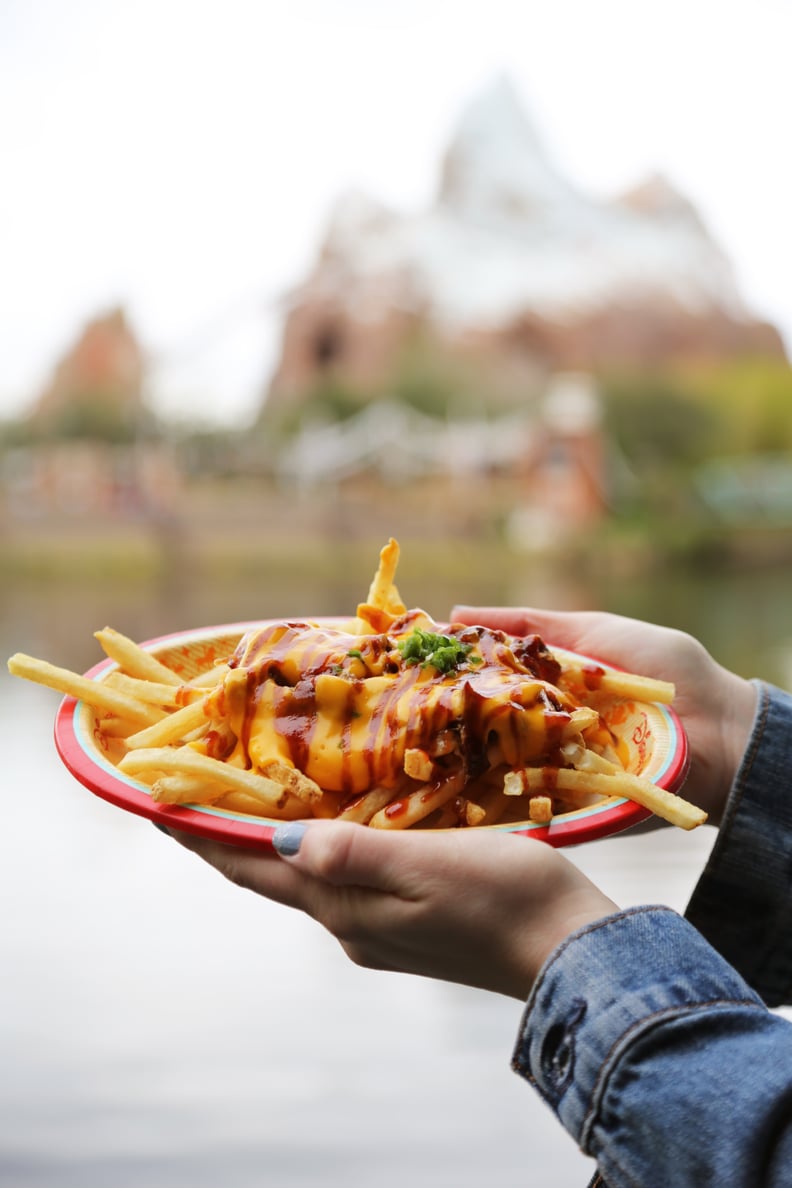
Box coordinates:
[164,820,618,1000]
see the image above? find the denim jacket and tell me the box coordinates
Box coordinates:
[512,681,792,1186]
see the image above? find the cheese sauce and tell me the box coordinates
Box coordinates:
[225,614,578,796]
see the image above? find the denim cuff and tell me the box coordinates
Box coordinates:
[685,680,792,1007]
[512,906,763,1150]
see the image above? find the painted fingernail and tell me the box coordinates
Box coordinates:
[272,822,307,857]
[153,822,172,837]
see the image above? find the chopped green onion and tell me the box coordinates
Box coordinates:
[397,628,475,675]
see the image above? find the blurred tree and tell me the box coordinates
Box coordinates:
[684,359,792,455]
[40,392,149,444]
[599,371,722,473]
[265,378,369,437]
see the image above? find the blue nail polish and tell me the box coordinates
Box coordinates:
[272,821,307,856]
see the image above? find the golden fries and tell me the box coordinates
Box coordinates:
[560,663,676,706]
[7,653,163,727]
[93,628,184,686]
[118,747,295,811]
[6,538,705,835]
[337,785,399,824]
[124,698,212,749]
[503,767,706,831]
[369,772,466,830]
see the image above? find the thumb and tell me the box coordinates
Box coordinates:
[272,819,415,895]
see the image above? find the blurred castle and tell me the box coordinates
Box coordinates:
[2,78,788,548]
[34,306,146,431]
[264,76,784,417]
[3,308,179,522]
[253,76,785,540]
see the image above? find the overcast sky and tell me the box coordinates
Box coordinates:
[2,0,790,426]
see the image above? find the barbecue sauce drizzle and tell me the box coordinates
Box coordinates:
[226,614,579,797]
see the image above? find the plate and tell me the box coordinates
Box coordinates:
[54,621,690,849]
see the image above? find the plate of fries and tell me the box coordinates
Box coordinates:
[8,540,699,848]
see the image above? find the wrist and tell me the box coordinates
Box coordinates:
[714,671,758,824]
[516,886,619,999]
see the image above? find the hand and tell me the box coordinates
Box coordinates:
[167,821,617,1000]
[452,605,758,827]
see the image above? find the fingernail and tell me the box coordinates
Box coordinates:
[272,821,307,857]
[153,822,172,837]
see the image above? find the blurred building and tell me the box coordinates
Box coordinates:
[509,373,608,548]
[33,306,148,435]
[1,440,181,522]
[276,371,608,543]
[262,76,785,419]
[1,307,180,524]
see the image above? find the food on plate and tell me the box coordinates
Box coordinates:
[6,539,705,832]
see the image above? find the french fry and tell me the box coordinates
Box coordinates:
[364,537,405,615]
[150,774,227,805]
[503,767,706,831]
[337,785,398,825]
[559,740,620,774]
[188,663,231,688]
[560,663,675,705]
[355,537,407,632]
[7,653,162,727]
[97,715,158,739]
[214,790,308,820]
[118,747,295,811]
[94,627,183,686]
[104,671,202,709]
[369,772,465,830]
[259,760,323,806]
[124,697,212,748]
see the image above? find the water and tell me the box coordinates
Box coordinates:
[1,554,790,1187]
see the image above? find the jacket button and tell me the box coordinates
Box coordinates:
[540,996,587,1093]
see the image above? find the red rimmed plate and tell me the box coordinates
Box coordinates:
[54,620,690,849]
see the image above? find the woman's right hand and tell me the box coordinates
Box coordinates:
[452,605,758,827]
[165,817,619,1001]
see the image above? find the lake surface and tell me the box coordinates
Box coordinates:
[1,549,790,1187]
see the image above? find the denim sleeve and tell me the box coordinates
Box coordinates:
[685,680,792,1007]
[512,906,792,1186]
